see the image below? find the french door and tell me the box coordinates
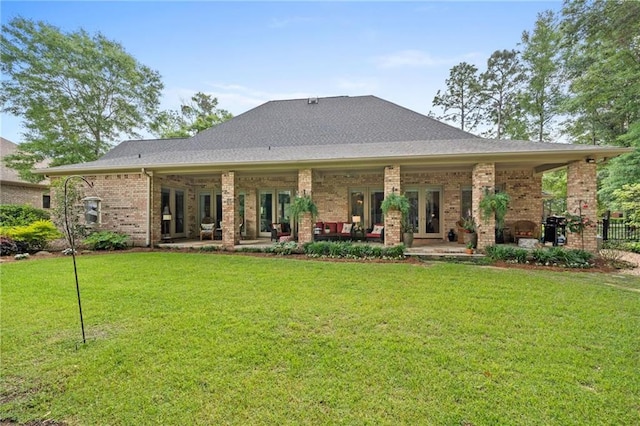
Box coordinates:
[161,187,186,238]
[198,190,246,237]
[405,186,442,238]
[259,189,292,237]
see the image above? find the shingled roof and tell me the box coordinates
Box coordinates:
[44,95,631,174]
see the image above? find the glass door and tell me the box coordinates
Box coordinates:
[259,191,273,237]
[425,187,442,237]
[161,187,186,238]
[259,189,292,237]
[405,190,419,233]
[370,190,384,228]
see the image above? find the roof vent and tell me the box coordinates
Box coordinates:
[308,97,318,105]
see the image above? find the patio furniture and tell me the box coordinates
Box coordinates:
[200,217,215,240]
[513,220,537,243]
[271,222,291,241]
[366,224,384,242]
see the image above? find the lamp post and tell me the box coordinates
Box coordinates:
[63,175,96,345]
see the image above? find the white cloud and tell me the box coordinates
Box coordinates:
[373,49,485,69]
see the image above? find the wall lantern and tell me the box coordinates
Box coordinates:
[585,158,596,164]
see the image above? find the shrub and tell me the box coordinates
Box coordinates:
[531,247,593,268]
[0,204,50,227]
[484,245,528,264]
[1,220,62,252]
[268,241,299,255]
[622,241,640,254]
[83,231,129,250]
[303,241,405,260]
[0,236,19,256]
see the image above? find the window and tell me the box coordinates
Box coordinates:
[42,194,51,209]
[461,187,472,219]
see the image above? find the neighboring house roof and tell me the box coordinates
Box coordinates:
[42,95,632,175]
[1,137,50,187]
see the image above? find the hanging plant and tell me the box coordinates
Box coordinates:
[287,195,318,220]
[479,190,511,232]
[381,193,412,232]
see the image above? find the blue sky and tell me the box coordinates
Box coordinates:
[1,1,562,144]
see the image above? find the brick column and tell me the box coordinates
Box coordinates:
[384,165,402,246]
[297,168,314,244]
[245,188,257,239]
[565,160,597,252]
[473,163,496,250]
[221,171,239,250]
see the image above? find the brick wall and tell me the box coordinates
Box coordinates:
[1,183,49,208]
[221,171,239,249]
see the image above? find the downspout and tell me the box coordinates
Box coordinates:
[142,168,153,247]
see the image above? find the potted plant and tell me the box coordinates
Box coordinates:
[458,216,478,247]
[465,241,475,255]
[479,190,510,243]
[402,218,415,247]
[380,193,411,246]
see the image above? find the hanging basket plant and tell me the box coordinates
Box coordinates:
[287,194,318,220]
[479,189,511,232]
[381,193,410,218]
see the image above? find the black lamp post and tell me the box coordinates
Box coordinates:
[63,175,98,345]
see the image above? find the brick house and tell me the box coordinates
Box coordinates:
[42,96,630,252]
[1,137,50,209]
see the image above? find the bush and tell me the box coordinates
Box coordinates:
[0,220,62,252]
[531,247,593,268]
[83,231,129,250]
[0,204,50,227]
[303,241,405,260]
[622,241,640,254]
[484,245,528,264]
[267,241,299,255]
[0,236,19,256]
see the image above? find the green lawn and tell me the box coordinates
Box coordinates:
[1,253,639,425]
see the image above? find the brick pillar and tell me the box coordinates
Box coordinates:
[221,171,239,250]
[297,168,314,244]
[473,163,496,250]
[384,165,402,246]
[565,160,597,252]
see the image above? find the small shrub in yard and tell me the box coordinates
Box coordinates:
[83,231,129,250]
[0,204,50,227]
[531,247,593,268]
[485,245,529,264]
[303,241,405,260]
[623,241,640,254]
[267,241,299,255]
[0,236,19,256]
[0,220,62,252]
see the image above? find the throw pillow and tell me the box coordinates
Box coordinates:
[372,225,384,234]
[273,223,282,232]
[341,223,352,233]
[201,223,214,230]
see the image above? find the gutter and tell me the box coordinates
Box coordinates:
[142,168,153,248]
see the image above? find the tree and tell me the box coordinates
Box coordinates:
[520,10,564,142]
[432,62,483,133]
[1,18,163,182]
[560,0,640,147]
[613,183,640,228]
[479,49,526,139]
[150,92,232,138]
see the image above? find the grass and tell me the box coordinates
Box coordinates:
[1,252,639,425]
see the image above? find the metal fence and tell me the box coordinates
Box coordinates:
[599,221,640,241]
